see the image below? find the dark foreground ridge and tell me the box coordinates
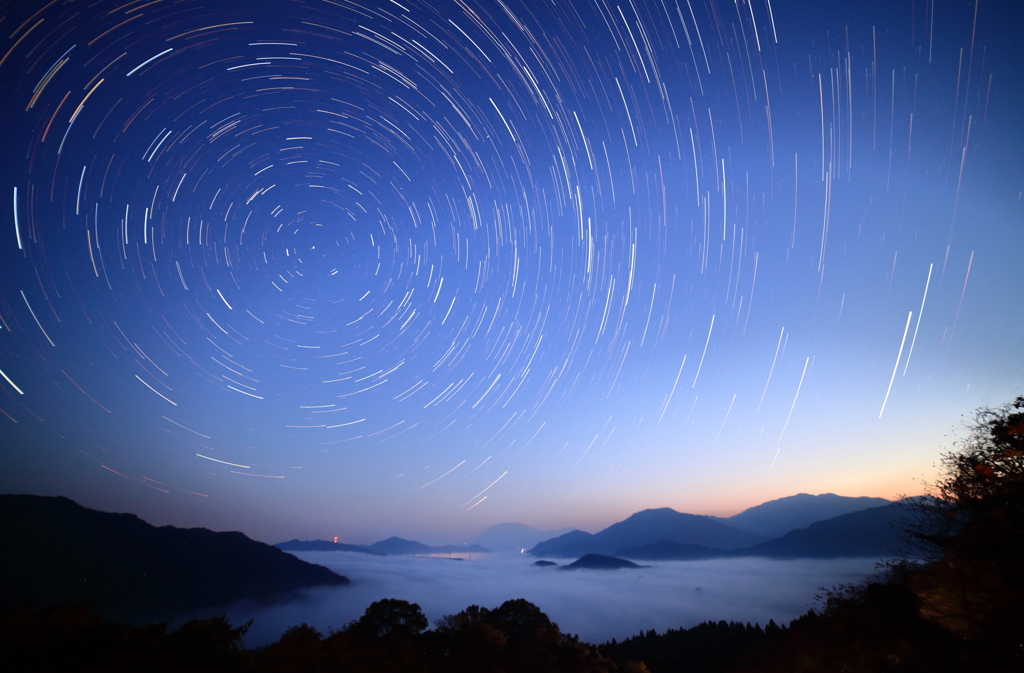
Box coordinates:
[1,579,1016,673]
[0,494,348,621]
[1,598,653,673]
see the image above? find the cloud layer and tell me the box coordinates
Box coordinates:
[204,551,881,646]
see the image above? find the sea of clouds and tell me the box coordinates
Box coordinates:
[201,552,883,647]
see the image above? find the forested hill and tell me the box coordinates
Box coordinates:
[0,494,348,620]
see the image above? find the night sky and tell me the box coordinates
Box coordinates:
[0,0,1020,545]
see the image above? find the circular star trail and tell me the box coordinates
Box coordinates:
[0,0,1020,539]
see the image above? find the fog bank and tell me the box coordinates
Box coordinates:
[198,552,882,647]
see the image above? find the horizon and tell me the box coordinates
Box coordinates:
[296,490,898,547]
[1,488,895,548]
[1,0,1021,547]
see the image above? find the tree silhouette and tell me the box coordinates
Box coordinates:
[775,396,1024,671]
[346,598,428,638]
[488,598,556,642]
[932,395,1023,553]
[893,396,1024,643]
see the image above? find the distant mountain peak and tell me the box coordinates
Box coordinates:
[725,493,891,539]
[529,509,764,557]
[474,524,579,553]
[279,536,490,556]
[528,493,895,558]
[626,507,686,517]
[613,503,911,561]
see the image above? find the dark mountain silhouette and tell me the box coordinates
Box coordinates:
[528,529,595,556]
[562,554,644,569]
[529,508,765,557]
[367,536,434,555]
[0,494,347,621]
[715,493,891,538]
[612,504,909,560]
[367,536,491,555]
[594,509,767,550]
[470,522,575,552]
[613,540,723,560]
[366,536,440,555]
[277,539,384,554]
[534,560,557,566]
[733,503,908,559]
[277,536,490,556]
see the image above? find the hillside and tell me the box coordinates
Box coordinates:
[613,504,909,560]
[0,494,347,621]
[529,508,764,557]
[367,536,491,555]
[719,493,891,538]
[529,529,596,556]
[277,536,491,556]
[277,539,383,554]
[613,540,723,560]
[562,554,645,569]
[733,503,908,559]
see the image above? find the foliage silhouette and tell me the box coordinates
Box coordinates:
[913,395,1024,559]
[0,601,256,672]
[1,597,650,672]
[346,598,428,637]
[601,619,787,673]
[763,396,1024,671]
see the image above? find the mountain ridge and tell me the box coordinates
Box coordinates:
[731,503,907,559]
[529,508,766,557]
[0,494,347,621]
[529,493,893,557]
[277,536,491,556]
[715,493,892,538]
[613,503,910,560]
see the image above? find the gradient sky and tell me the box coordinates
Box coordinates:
[0,0,1020,545]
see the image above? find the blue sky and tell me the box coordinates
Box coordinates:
[0,0,1021,545]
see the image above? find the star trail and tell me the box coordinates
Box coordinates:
[0,0,1020,542]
